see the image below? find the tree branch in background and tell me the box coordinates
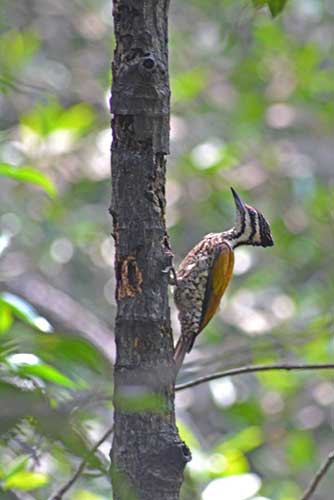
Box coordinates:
[48,425,114,500]
[5,273,115,360]
[175,363,334,391]
[300,451,334,500]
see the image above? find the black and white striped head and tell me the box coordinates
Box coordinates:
[228,187,274,249]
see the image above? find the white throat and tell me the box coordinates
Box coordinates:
[225,211,261,248]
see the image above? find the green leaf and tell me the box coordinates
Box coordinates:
[21,100,62,136]
[252,0,288,14]
[57,103,95,133]
[0,292,53,332]
[0,305,13,334]
[73,491,106,500]
[303,336,331,363]
[4,456,30,481]
[257,369,300,394]
[3,471,49,491]
[0,30,40,70]
[0,163,56,197]
[220,449,249,476]
[177,420,200,450]
[171,68,207,103]
[286,432,315,469]
[217,426,263,454]
[21,100,95,137]
[268,0,288,17]
[252,0,266,7]
[254,20,287,50]
[15,362,81,389]
[21,333,111,374]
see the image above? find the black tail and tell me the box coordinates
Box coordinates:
[173,334,195,375]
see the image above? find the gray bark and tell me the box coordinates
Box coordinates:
[110,1,191,499]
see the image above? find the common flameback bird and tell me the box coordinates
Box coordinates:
[173,187,273,372]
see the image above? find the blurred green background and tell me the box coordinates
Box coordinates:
[0,0,334,499]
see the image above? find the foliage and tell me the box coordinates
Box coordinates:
[0,164,56,197]
[252,0,289,17]
[1,0,334,498]
[0,294,112,497]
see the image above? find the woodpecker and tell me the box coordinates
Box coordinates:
[173,187,273,372]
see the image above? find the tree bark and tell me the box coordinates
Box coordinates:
[110,1,191,499]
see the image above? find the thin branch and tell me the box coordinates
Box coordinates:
[48,425,114,500]
[175,363,334,391]
[300,451,334,500]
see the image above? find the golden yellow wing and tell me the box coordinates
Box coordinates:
[199,242,234,332]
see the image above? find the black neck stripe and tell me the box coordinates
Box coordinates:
[258,213,266,242]
[248,211,257,242]
[233,211,246,239]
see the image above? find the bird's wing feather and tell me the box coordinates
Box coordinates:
[199,242,234,332]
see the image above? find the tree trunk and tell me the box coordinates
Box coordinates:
[110,1,191,499]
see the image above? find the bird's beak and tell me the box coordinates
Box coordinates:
[230,187,245,214]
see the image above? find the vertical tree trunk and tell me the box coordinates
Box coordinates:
[110,1,190,499]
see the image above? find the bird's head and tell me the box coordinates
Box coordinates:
[229,187,274,248]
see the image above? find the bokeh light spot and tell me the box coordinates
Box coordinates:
[50,238,74,264]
